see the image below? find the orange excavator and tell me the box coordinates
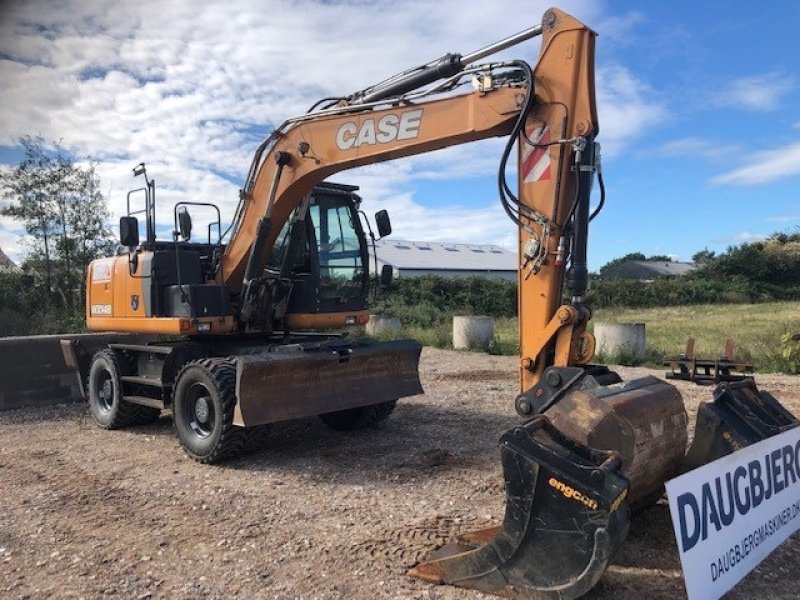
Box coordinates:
[63,7,798,598]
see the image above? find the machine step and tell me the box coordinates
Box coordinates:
[122,395,165,409]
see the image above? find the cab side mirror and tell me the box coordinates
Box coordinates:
[177,209,192,241]
[375,210,391,239]
[380,264,393,287]
[119,216,139,247]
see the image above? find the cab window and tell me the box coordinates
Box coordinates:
[309,199,364,300]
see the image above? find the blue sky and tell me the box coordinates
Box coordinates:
[0,0,798,270]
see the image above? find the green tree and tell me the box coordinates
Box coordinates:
[61,162,115,301]
[698,234,800,290]
[0,136,65,291]
[0,136,114,316]
[692,248,716,265]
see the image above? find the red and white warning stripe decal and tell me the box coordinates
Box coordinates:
[521,124,551,183]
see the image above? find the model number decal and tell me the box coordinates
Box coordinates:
[90,304,112,316]
[335,108,423,151]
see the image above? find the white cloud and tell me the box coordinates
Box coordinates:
[715,72,794,112]
[593,11,646,47]
[595,64,667,156]
[711,142,800,186]
[655,136,732,162]
[765,214,799,224]
[0,0,665,259]
[0,215,28,265]
[711,232,767,244]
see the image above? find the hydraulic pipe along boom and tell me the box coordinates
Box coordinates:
[353,23,544,104]
[460,23,545,64]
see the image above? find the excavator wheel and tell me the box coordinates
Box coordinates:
[88,349,148,430]
[318,400,397,431]
[172,358,247,463]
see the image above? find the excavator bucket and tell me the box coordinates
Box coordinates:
[232,338,423,426]
[684,378,800,471]
[410,416,630,600]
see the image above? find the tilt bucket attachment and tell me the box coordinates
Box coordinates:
[409,416,630,600]
[517,366,689,509]
[684,379,800,471]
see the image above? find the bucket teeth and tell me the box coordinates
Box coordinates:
[410,417,630,599]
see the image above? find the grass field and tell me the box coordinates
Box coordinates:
[593,302,800,365]
[381,302,800,373]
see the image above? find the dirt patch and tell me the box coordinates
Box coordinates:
[1,347,799,599]
[431,369,514,382]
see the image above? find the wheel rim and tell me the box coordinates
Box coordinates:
[96,370,114,413]
[182,382,216,438]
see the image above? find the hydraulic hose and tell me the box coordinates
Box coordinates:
[497,60,537,228]
[589,167,606,222]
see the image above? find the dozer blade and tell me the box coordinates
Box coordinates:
[410,416,630,600]
[684,378,800,471]
[232,338,422,426]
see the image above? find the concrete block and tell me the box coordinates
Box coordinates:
[0,332,155,411]
[453,316,494,351]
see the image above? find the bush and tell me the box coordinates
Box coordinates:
[0,271,85,337]
[586,275,781,309]
[594,345,664,368]
[763,333,800,375]
[372,275,517,328]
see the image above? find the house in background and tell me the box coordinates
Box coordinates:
[373,240,517,281]
[600,260,696,281]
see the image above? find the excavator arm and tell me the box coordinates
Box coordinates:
[221,9,598,383]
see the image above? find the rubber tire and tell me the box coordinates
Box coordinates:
[318,400,398,431]
[172,358,247,463]
[87,349,142,429]
[243,424,271,454]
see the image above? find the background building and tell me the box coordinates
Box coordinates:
[600,260,696,281]
[373,240,516,280]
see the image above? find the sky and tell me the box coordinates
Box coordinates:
[0,0,798,270]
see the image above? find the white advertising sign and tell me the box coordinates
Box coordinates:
[665,426,800,600]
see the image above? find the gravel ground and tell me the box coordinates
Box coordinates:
[1,347,799,599]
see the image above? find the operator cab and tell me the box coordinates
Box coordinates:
[269,182,393,318]
[115,165,392,331]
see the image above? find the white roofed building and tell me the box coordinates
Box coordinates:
[372,240,517,281]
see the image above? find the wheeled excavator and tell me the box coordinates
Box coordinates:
[62,7,799,598]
